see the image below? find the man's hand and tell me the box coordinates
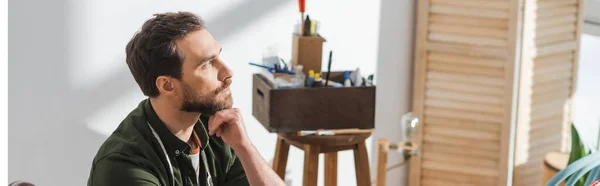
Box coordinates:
[208,108,287,186]
[207,108,251,149]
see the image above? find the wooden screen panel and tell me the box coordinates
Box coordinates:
[513,0,584,185]
[410,0,516,185]
[411,0,583,185]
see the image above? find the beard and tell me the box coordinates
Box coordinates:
[179,79,233,115]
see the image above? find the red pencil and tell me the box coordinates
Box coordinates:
[298,0,305,35]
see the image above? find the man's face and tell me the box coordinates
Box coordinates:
[174,29,233,115]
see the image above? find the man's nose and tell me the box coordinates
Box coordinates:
[218,60,233,81]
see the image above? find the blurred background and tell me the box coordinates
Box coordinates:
[7,0,600,185]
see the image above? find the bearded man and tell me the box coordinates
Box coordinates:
[88,12,286,186]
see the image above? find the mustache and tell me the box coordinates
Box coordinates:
[214,78,232,94]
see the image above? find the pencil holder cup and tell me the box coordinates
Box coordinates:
[292,35,324,76]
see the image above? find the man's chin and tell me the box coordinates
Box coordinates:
[208,104,232,115]
[220,94,233,108]
[218,102,233,112]
[181,94,233,115]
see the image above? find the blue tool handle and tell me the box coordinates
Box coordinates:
[249,62,276,73]
[249,62,295,75]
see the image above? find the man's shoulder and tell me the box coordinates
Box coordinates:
[92,103,154,166]
[88,147,162,186]
[88,101,166,186]
[93,128,146,162]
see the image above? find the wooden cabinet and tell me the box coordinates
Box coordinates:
[409,0,584,185]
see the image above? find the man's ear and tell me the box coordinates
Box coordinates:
[156,76,176,95]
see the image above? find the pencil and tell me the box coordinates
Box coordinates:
[325,51,332,86]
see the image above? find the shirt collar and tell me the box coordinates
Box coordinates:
[143,99,210,156]
[195,114,210,151]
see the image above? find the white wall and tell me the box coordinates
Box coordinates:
[579,8,600,147]
[573,32,600,151]
[9,0,418,186]
[585,0,600,23]
[370,0,415,185]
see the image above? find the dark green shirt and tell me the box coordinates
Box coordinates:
[88,99,249,186]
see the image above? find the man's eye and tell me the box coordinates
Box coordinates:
[203,61,213,68]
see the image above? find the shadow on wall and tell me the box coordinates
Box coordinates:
[8,0,107,185]
[8,0,288,185]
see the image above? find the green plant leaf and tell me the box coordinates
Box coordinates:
[568,124,589,186]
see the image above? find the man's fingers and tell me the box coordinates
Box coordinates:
[208,110,236,135]
[216,128,222,137]
[208,114,214,128]
[208,112,225,135]
[208,108,244,136]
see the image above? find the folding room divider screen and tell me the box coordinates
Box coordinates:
[409,0,584,185]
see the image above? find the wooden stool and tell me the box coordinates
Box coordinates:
[272,132,372,186]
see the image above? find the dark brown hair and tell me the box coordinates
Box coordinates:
[125,12,205,97]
